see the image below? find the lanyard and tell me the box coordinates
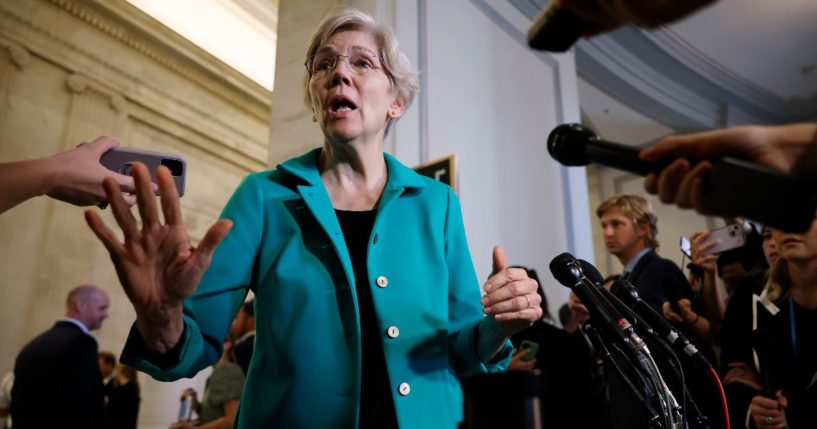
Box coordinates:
[790,298,799,365]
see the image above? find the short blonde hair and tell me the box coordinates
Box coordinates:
[597,194,660,249]
[303,6,419,137]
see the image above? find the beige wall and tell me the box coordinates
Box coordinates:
[268,0,338,165]
[0,0,270,427]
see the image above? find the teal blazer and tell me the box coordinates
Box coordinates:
[122,148,512,428]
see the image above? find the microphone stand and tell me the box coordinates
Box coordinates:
[578,277,683,429]
[573,276,683,429]
[598,286,710,428]
[582,323,663,425]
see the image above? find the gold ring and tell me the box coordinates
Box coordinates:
[525,294,532,309]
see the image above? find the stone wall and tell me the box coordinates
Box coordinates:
[0,0,270,426]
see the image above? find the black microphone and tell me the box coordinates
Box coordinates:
[549,253,647,362]
[527,3,588,52]
[576,260,658,333]
[547,123,816,233]
[553,254,683,427]
[611,279,713,369]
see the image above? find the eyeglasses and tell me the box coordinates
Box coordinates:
[305,51,383,78]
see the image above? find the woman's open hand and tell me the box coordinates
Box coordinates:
[85,162,232,353]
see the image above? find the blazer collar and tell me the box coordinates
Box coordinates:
[277,147,427,192]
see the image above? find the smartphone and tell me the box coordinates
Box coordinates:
[101,147,187,197]
[679,236,691,258]
[519,340,539,361]
[702,223,746,255]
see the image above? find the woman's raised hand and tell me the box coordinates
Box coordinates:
[85,162,232,353]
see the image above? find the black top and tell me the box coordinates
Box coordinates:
[511,321,606,428]
[777,299,817,428]
[719,271,766,429]
[723,282,817,429]
[106,380,140,429]
[336,209,397,428]
[234,333,255,375]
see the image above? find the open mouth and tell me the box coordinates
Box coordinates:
[329,95,358,113]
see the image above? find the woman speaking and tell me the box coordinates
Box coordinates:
[86,6,540,428]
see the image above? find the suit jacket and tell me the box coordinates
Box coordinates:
[122,148,512,429]
[11,321,105,429]
[627,248,694,313]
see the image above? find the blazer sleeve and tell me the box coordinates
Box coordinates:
[121,174,265,380]
[443,187,512,376]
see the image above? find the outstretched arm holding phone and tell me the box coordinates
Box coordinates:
[0,136,139,214]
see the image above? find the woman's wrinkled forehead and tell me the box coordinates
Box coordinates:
[316,29,380,56]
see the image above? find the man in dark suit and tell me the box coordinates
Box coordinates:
[230,299,255,375]
[11,285,110,429]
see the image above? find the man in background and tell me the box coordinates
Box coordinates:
[11,285,110,428]
[597,194,692,312]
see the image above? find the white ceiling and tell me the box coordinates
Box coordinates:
[665,0,817,101]
[569,0,817,140]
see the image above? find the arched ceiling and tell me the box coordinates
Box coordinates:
[508,0,817,130]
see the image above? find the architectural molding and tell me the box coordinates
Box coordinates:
[7,42,30,69]
[0,0,269,165]
[505,0,817,129]
[47,0,272,111]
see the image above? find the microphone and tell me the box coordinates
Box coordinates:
[611,279,713,369]
[549,253,647,361]
[527,3,588,52]
[547,123,816,233]
[552,254,683,427]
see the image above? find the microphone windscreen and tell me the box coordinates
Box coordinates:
[610,279,640,304]
[547,123,596,166]
[577,259,604,286]
[549,252,581,287]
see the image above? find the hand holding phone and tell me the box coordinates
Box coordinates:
[100,147,186,197]
[700,223,745,255]
[519,340,540,362]
[679,236,692,258]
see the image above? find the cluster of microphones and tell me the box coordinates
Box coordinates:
[549,252,718,429]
